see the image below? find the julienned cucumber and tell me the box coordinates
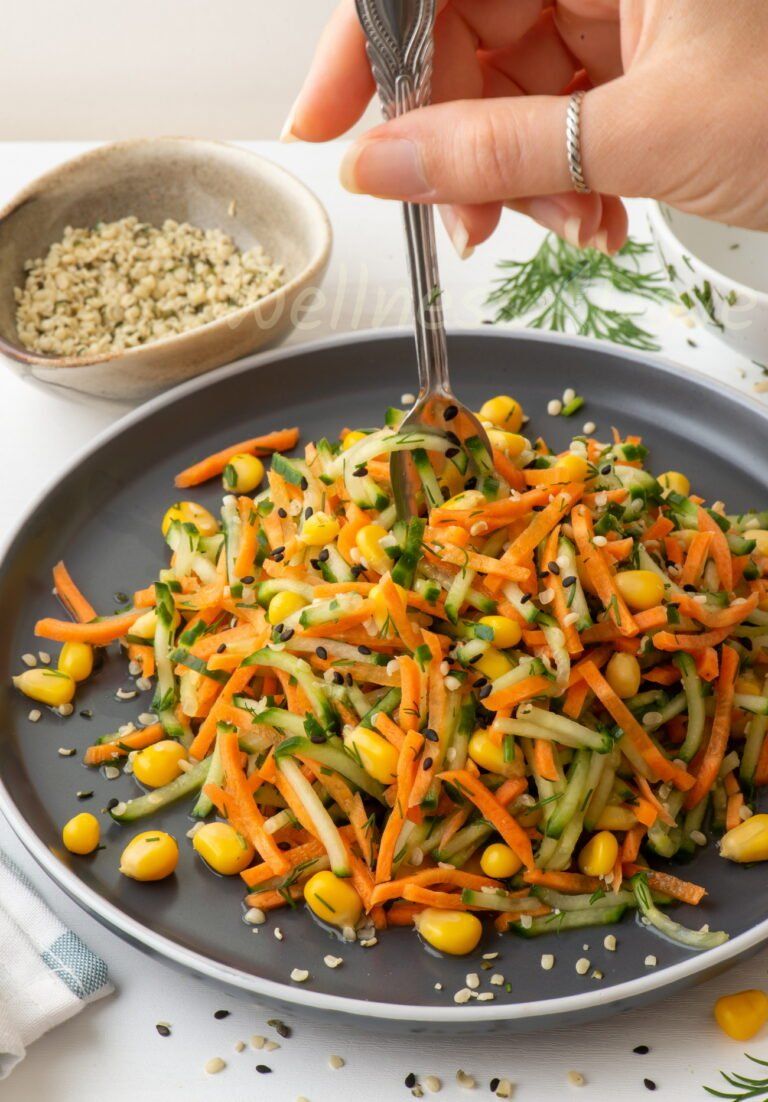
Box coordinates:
[243,647,338,731]
[275,734,386,801]
[110,758,210,822]
[508,904,628,937]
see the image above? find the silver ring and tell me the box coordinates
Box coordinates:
[566,91,590,194]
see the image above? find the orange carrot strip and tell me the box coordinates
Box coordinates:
[580,660,694,790]
[402,885,471,909]
[572,504,637,636]
[621,824,646,864]
[398,654,422,732]
[635,774,676,827]
[694,646,720,681]
[669,591,759,630]
[542,524,582,656]
[240,839,325,887]
[603,537,635,562]
[533,739,559,782]
[484,674,552,712]
[563,677,590,719]
[52,561,97,622]
[35,610,143,645]
[622,865,706,905]
[234,496,259,578]
[386,903,426,926]
[642,516,674,543]
[175,428,299,488]
[685,644,739,809]
[219,728,289,874]
[83,723,164,765]
[697,507,734,592]
[522,869,600,894]
[189,664,256,761]
[680,531,714,588]
[653,626,732,653]
[376,729,424,884]
[498,485,584,569]
[438,769,535,869]
[643,664,681,686]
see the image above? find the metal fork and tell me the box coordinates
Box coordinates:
[355,0,492,520]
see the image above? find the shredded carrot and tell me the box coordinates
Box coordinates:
[35,610,143,644]
[175,428,299,488]
[685,644,739,809]
[438,769,534,869]
[52,561,97,622]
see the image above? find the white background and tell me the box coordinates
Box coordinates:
[2,136,768,1100]
[0,0,373,141]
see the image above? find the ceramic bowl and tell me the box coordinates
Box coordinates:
[0,138,332,400]
[648,201,768,362]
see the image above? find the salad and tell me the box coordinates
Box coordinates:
[16,394,768,959]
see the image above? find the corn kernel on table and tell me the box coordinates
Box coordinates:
[1,141,768,1102]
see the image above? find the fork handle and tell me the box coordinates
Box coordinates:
[355,0,450,397]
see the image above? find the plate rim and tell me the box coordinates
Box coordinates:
[2,325,768,1024]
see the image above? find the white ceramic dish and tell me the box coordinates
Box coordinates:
[647,201,768,363]
[0,138,332,400]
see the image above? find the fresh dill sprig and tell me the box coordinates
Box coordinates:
[486,235,674,351]
[704,1053,768,1100]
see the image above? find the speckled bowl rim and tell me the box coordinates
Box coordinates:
[2,326,768,1025]
[647,201,768,305]
[0,136,332,370]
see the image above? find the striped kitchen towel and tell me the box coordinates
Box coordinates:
[0,850,113,1078]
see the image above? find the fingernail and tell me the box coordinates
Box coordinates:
[440,205,474,260]
[280,98,300,143]
[590,229,611,255]
[563,215,583,248]
[339,139,432,199]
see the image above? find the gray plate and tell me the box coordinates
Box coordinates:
[2,329,768,1033]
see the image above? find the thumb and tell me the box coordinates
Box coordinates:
[339,82,645,205]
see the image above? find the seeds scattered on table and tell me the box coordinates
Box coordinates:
[251,1035,265,1049]
[633,1045,650,1055]
[155,1022,171,1037]
[255,1064,272,1074]
[290,967,309,983]
[575,957,590,975]
[28,709,42,723]
[204,1057,226,1075]
[328,1055,345,1070]
[567,1070,586,1087]
[15,217,284,358]
[644,1078,657,1091]
[58,747,76,756]
[423,1074,441,1093]
[324,954,343,968]
[213,1009,230,1020]
[456,1069,476,1089]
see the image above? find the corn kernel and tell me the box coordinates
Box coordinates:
[615,569,665,611]
[369,581,407,630]
[480,843,522,879]
[304,870,363,929]
[62,812,100,855]
[578,831,619,877]
[222,453,264,494]
[438,458,465,498]
[488,429,527,458]
[267,589,308,625]
[342,430,367,451]
[605,652,641,699]
[343,725,398,784]
[720,813,768,863]
[748,529,768,557]
[119,831,178,881]
[132,740,187,788]
[658,471,691,497]
[58,641,94,683]
[300,511,340,547]
[595,806,638,832]
[479,396,524,433]
[468,728,522,777]
[474,647,513,682]
[714,989,768,1041]
[478,615,522,650]
[162,501,219,537]
[442,489,486,512]
[130,609,157,640]
[13,668,75,707]
[735,674,762,696]
[555,453,589,483]
[355,524,391,574]
[193,821,254,875]
[415,908,483,955]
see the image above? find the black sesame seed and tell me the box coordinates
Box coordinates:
[643,1079,656,1091]
[444,404,458,421]
[490,1078,500,1093]
[267,1018,292,1038]
[80,709,93,719]
[300,477,309,491]
[520,593,532,604]
[351,565,365,578]
[346,673,354,686]
[404,1073,417,1089]
[310,732,327,744]
[114,591,129,604]
[333,671,344,685]
[280,627,295,642]
[445,447,460,459]
[474,677,488,689]
[547,560,561,575]
[562,575,577,587]
[441,485,451,501]
[216,643,227,654]
[683,583,697,592]
[155,1023,171,1037]
[532,504,545,512]
[255,1064,272,1074]
[600,464,612,475]
[446,430,461,445]
[423,728,439,742]
[77,791,93,800]
[272,545,285,555]
[422,756,434,770]
[353,466,369,478]
[272,553,284,563]
[310,558,321,570]
[305,506,314,519]
[464,477,477,490]
[633,1045,650,1055]
[241,575,255,585]
[277,840,292,850]
[213,1009,230,1020]
[318,548,330,562]
[479,684,492,700]
[316,646,328,661]
[277,507,288,519]
[476,705,494,726]
[106,797,119,811]
[358,644,372,655]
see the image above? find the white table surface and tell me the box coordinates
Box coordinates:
[2,141,768,1102]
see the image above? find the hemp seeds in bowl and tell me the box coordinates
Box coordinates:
[15,216,284,358]
[0,137,332,399]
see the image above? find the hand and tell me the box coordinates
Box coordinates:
[284,1,768,256]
